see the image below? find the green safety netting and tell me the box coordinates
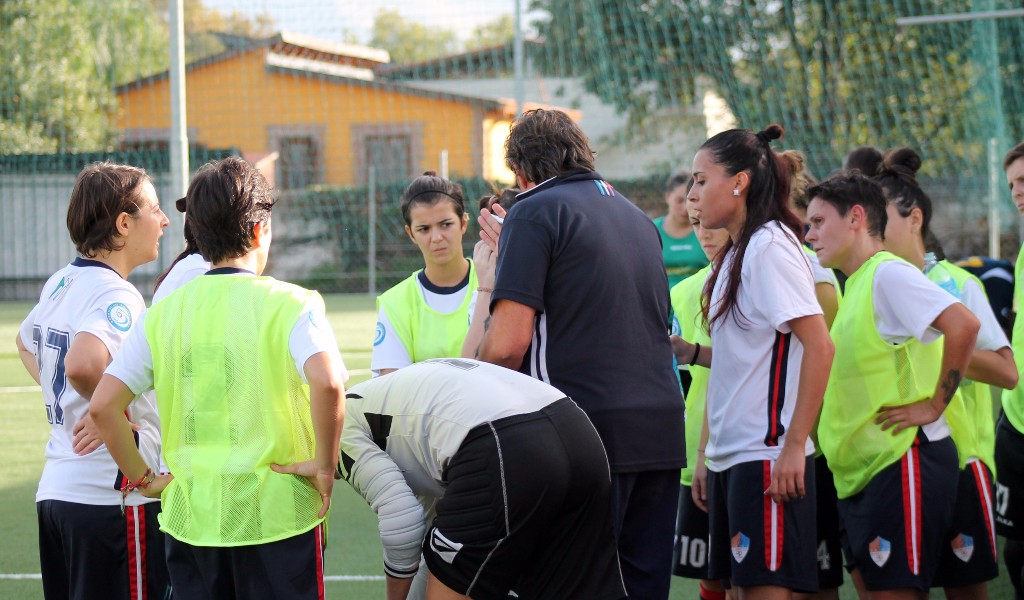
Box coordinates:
[2,0,1022,295]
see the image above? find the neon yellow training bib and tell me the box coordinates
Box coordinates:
[147,274,325,546]
[377,261,477,363]
[820,252,943,498]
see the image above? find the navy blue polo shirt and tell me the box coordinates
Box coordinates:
[491,170,685,472]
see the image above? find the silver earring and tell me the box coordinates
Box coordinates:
[732,188,740,196]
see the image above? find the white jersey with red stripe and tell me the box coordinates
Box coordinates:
[19,259,161,506]
[706,222,821,471]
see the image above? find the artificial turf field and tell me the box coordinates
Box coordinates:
[0,294,1013,599]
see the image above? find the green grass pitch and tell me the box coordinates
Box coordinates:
[0,296,1012,598]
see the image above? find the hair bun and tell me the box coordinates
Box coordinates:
[779,149,805,177]
[422,170,438,177]
[844,146,883,176]
[881,147,921,181]
[756,124,785,144]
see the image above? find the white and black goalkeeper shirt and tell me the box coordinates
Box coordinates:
[340,359,568,578]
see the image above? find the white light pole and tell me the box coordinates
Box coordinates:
[169,0,189,267]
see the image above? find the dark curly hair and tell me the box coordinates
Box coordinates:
[504,109,595,184]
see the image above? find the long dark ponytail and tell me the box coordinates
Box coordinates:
[153,213,200,293]
[701,125,803,328]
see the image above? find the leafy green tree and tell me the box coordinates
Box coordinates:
[0,0,168,153]
[369,9,459,64]
[0,0,277,154]
[532,0,1024,176]
[182,0,275,63]
[466,14,515,51]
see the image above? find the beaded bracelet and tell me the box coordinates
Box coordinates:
[120,468,155,514]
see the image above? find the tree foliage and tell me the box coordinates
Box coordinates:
[182,0,275,63]
[466,14,515,52]
[532,0,1024,176]
[0,0,168,153]
[0,0,276,154]
[369,9,460,64]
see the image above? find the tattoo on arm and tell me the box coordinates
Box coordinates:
[940,369,962,405]
[473,316,493,360]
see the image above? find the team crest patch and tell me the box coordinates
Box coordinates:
[374,322,385,346]
[429,528,464,565]
[869,536,891,567]
[952,534,974,562]
[731,532,750,563]
[106,302,132,331]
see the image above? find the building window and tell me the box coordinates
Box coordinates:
[278,136,319,190]
[363,134,412,184]
[268,125,325,191]
[351,123,424,186]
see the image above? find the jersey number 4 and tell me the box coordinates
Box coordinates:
[32,326,70,425]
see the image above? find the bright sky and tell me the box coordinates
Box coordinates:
[202,0,543,45]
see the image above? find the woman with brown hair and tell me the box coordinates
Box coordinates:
[15,162,171,600]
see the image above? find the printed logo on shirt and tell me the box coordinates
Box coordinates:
[951,534,974,562]
[106,302,132,331]
[670,315,681,337]
[308,311,320,329]
[374,322,385,346]
[429,528,464,565]
[731,532,750,563]
[869,536,891,567]
[48,276,72,301]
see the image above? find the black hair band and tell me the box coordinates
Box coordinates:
[408,189,460,203]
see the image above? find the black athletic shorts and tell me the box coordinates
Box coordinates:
[673,484,711,580]
[814,455,844,590]
[37,500,169,600]
[706,456,818,593]
[996,414,1024,539]
[165,523,325,600]
[423,398,626,600]
[933,460,999,588]
[838,436,958,592]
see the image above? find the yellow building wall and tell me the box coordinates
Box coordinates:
[115,49,502,186]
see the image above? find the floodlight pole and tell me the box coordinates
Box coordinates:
[169,0,188,210]
[896,5,1021,258]
[168,0,189,273]
[514,0,525,116]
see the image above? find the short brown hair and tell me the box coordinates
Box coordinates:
[67,162,152,258]
[1004,141,1024,171]
[504,109,595,184]
[186,157,274,263]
